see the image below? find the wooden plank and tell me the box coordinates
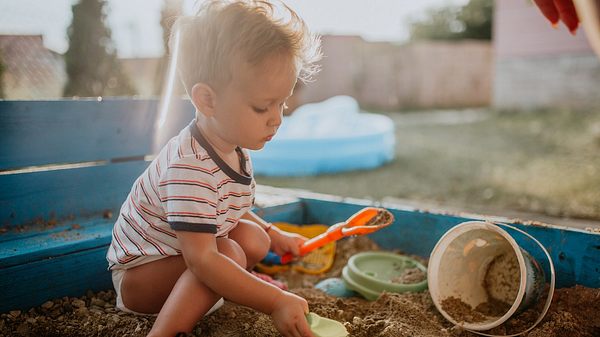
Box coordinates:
[0,98,194,170]
[0,245,112,313]
[0,201,304,312]
[300,197,600,289]
[0,218,112,268]
[0,160,149,226]
[253,201,305,225]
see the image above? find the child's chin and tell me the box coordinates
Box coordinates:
[246,142,265,151]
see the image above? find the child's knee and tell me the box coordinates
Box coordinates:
[244,224,271,262]
[216,238,247,269]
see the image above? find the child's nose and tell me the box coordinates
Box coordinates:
[268,107,283,127]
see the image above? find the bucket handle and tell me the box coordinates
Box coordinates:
[464,222,556,337]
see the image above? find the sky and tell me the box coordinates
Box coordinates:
[0,0,468,58]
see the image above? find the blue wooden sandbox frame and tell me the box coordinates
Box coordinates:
[1,99,598,313]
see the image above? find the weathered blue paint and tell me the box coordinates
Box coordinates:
[0,161,149,226]
[0,245,112,313]
[0,218,113,269]
[254,201,305,225]
[0,99,194,170]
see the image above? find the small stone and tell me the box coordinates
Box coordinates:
[91,298,106,307]
[41,301,54,310]
[62,302,73,312]
[90,308,104,315]
[50,309,62,318]
[26,317,37,324]
[111,315,120,324]
[16,322,30,335]
[75,307,88,317]
[9,310,21,318]
[72,299,86,308]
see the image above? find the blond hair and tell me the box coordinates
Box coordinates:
[169,0,322,95]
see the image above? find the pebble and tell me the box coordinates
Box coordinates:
[91,298,106,307]
[90,308,104,315]
[16,322,30,335]
[49,309,62,319]
[72,299,86,308]
[75,307,88,317]
[41,301,54,310]
[62,302,73,312]
[9,310,21,318]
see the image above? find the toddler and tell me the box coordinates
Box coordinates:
[105,1,321,336]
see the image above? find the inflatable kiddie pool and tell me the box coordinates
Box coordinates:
[251,96,395,176]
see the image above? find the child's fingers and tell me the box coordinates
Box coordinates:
[287,241,301,256]
[554,0,580,33]
[296,320,314,337]
[533,0,560,25]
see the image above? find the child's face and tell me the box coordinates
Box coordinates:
[211,53,297,151]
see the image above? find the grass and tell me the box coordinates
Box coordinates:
[255,107,600,221]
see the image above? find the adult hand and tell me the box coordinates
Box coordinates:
[533,0,580,34]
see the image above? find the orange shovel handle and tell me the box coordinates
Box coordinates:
[279,207,394,264]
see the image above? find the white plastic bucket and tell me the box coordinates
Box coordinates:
[428,221,555,336]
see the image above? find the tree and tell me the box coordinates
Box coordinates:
[63,0,136,97]
[409,0,493,41]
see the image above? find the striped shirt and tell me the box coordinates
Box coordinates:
[106,120,256,271]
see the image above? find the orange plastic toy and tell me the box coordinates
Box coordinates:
[280,207,394,264]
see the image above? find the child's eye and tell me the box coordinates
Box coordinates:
[252,106,268,113]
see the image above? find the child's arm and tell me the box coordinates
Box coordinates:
[241,210,308,256]
[177,230,313,337]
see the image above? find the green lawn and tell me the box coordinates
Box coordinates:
[255,108,600,221]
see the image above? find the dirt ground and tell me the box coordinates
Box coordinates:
[1,237,599,337]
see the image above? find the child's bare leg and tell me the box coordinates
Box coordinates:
[120,238,246,336]
[227,219,271,269]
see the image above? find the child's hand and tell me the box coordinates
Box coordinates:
[268,226,308,257]
[270,291,314,337]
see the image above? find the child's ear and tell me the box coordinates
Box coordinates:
[190,82,217,117]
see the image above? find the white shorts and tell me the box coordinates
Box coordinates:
[111,268,224,316]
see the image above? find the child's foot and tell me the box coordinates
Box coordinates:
[251,271,288,290]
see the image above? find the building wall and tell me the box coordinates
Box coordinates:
[0,35,66,99]
[296,35,492,111]
[493,0,600,109]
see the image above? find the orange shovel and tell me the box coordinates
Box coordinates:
[280,207,394,264]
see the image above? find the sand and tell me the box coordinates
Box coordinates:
[1,237,599,337]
